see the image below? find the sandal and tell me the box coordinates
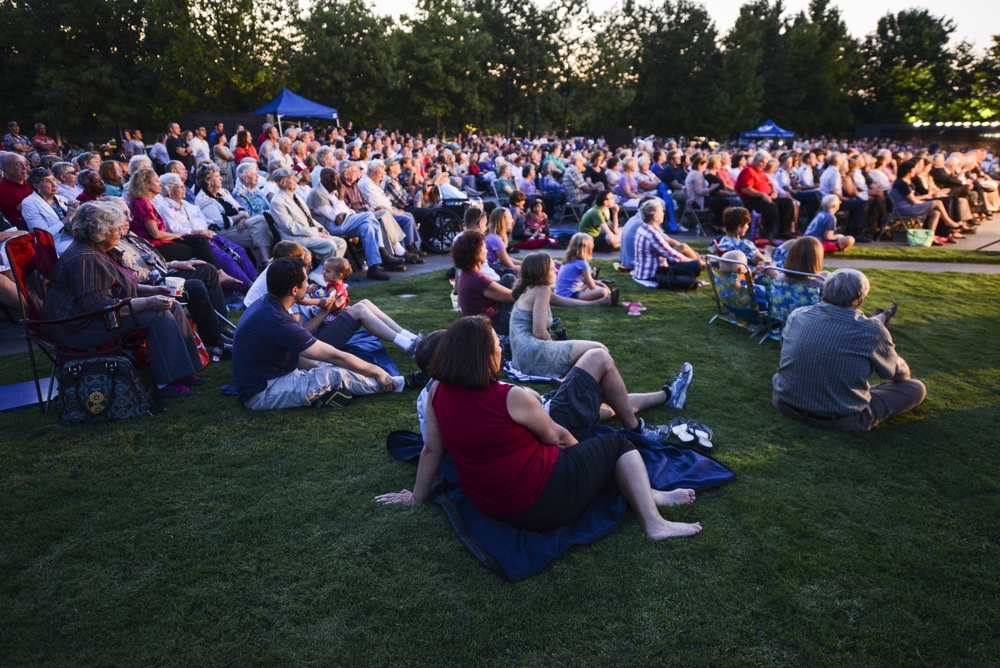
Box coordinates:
[627,302,642,317]
[686,421,714,450]
[668,417,695,443]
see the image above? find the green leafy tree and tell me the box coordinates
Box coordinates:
[783,0,863,135]
[466,0,560,136]
[718,0,785,137]
[631,0,724,137]
[859,8,956,122]
[288,0,397,128]
[396,0,491,135]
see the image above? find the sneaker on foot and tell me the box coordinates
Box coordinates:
[664,362,693,409]
[403,332,425,357]
[179,375,211,387]
[403,370,429,389]
[317,389,352,408]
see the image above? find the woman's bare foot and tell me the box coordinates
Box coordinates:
[653,488,696,507]
[646,519,702,540]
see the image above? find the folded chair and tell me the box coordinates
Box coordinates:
[5,229,147,412]
[705,254,767,337]
[761,269,824,343]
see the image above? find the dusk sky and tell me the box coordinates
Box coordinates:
[369,0,996,53]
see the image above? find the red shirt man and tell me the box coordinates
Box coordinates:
[735,160,773,203]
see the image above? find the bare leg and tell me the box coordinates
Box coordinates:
[614,450,702,539]
[574,348,648,430]
[566,340,608,369]
[352,299,402,334]
[577,286,610,301]
[597,390,666,421]
[346,303,400,343]
[674,243,700,262]
[0,272,20,309]
[837,235,855,250]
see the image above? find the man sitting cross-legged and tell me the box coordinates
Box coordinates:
[232,256,418,410]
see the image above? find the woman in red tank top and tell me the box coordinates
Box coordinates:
[377,316,702,540]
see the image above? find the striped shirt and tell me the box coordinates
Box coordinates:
[772,302,898,416]
[633,224,686,280]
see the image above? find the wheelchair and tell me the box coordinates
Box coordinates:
[418,186,482,254]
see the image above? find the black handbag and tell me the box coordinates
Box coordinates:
[59,356,153,426]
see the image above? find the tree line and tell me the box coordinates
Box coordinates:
[2,0,998,139]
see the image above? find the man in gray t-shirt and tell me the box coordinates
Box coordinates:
[772,269,926,432]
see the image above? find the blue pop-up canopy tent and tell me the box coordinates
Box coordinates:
[740,119,795,141]
[250,88,338,131]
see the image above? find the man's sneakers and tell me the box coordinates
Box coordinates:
[317,389,352,408]
[403,370,429,389]
[403,333,425,357]
[664,362,693,409]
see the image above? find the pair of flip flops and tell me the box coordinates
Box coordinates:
[623,301,646,317]
[667,418,713,450]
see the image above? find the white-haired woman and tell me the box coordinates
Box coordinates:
[126,168,218,265]
[21,167,77,254]
[41,200,205,398]
[156,173,258,289]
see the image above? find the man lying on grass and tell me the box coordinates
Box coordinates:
[377,316,702,540]
[231,256,420,410]
[772,268,926,432]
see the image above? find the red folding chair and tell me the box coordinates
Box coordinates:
[5,229,146,412]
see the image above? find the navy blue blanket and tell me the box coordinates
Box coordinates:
[386,426,735,582]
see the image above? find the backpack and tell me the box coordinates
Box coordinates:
[59,356,153,426]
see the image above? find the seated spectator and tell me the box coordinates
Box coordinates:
[75,169,106,203]
[376,315,702,539]
[523,199,550,239]
[507,190,527,239]
[156,173,257,289]
[0,152,33,228]
[584,150,609,191]
[41,200,205,398]
[106,196,233,355]
[929,153,977,224]
[631,199,703,290]
[604,156,622,189]
[267,168,345,284]
[486,207,520,275]
[776,236,828,287]
[772,269,925,432]
[230,161,269,217]
[555,234,615,303]
[510,251,610,378]
[716,206,768,265]
[452,231,515,335]
[736,150,796,239]
[99,160,124,197]
[231,256,413,410]
[764,158,799,234]
[562,151,597,210]
[307,167,403,281]
[616,157,644,208]
[818,152,869,240]
[619,197,700,272]
[196,163,274,266]
[127,168,219,266]
[684,155,719,219]
[493,163,516,205]
[357,159,424,259]
[268,137,294,171]
[52,162,82,201]
[891,159,962,240]
[578,189,621,251]
[21,167,78,253]
[718,250,767,309]
[804,194,854,252]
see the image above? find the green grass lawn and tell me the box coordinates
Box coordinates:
[688,240,1000,264]
[2,265,999,666]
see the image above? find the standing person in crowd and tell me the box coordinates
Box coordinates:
[31,123,60,156]
[165,123,194,179]
[4,121,33,154]
[125,129,146,159]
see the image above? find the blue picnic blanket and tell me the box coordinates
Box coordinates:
[386,426,734,582]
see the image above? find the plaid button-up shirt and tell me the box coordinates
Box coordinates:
[562,167,587,205]
[633,223,686,280]
[382,175,410,209]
